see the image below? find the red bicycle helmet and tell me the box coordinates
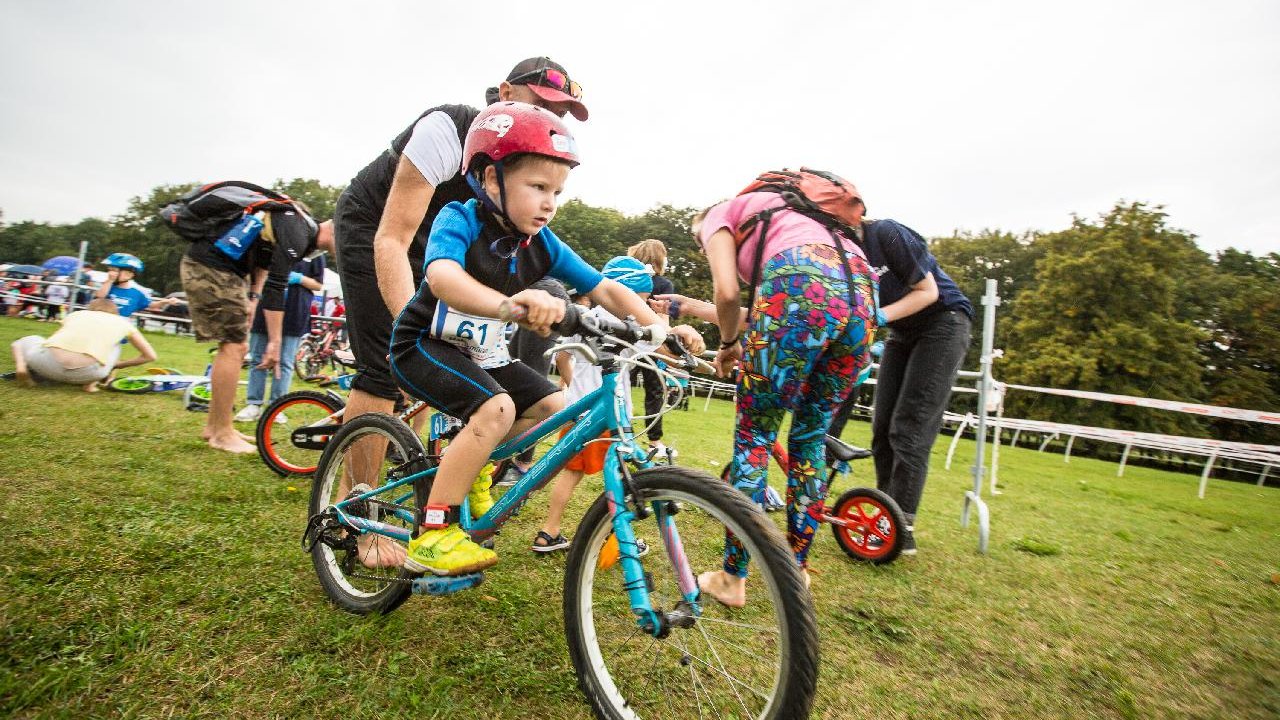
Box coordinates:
[463,101,580,175]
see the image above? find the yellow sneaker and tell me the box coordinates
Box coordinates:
[403,525,498,576]
[468,463,496,519]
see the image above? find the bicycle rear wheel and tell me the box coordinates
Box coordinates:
[257,390,345,476]
[308,412,425,615]
[564,466,819,720]
[294,340,318,381]
[830,486,907,565]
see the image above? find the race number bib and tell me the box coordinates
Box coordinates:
[428,301,511,369]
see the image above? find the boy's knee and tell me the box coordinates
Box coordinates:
[468,395,517,439]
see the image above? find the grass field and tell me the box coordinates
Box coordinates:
[1,316,1277,719]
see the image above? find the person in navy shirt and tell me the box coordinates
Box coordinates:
[828,217,974,556]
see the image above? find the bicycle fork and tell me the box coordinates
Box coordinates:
[602,449,700,639]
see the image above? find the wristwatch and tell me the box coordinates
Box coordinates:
[247,291,261,300]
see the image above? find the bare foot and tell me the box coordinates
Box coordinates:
[15,368,35,388]
[207,434,256,454]
[697,570,747,608]
[357,534,408,568]
[202,428,254,443]
[82,382,100,393]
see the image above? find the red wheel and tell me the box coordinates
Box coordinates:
[256,390,345,476]
[830,487,907,565]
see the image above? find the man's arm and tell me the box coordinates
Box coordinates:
[375,155,435,316]
[114,329,158,369]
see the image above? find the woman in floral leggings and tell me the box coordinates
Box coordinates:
[691,182,876,607]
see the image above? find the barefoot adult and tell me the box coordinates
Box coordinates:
[168,185,332,454]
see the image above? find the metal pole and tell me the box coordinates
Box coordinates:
[71,241,89,310]
[1118,444,1132,477]
[961,279,998,554]
[1198,451,1217,499]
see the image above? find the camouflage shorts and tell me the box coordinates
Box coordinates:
[180,256,248,344]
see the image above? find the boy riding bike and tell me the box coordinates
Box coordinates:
[389,102,681,576]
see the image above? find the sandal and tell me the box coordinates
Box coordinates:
[531,530,571,554]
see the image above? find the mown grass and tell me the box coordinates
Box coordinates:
[1,316,1277,719]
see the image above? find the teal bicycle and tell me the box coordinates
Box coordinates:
[303,305,819,719]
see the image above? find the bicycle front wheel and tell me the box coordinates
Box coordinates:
[257,390,345,476]
[564,466,819,720]
[309,412,424,615]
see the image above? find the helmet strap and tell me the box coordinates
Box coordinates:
[467,160,534,245]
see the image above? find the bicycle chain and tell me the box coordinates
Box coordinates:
[337,498,416,585]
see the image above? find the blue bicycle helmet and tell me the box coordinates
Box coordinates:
[602,256,654,294]
[103,253,144,273]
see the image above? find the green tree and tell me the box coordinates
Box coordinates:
[1201,249,1280,443]
[1002,202,1211,436]
[551,199,626,270]
[931,229,1045,369]
[271,178,345,221]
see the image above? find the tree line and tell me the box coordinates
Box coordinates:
[1,182,1275,444]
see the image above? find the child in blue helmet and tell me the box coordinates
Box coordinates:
[532,256,705,553]
[95,253,180,319]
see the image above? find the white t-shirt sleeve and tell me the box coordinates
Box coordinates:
[400,111,464,187]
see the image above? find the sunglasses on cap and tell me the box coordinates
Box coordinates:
[508,66,583,100]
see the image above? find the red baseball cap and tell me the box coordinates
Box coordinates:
[505,57,589,121]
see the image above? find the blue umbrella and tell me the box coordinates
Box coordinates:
[4,264,46,277]
[42,256,82,275]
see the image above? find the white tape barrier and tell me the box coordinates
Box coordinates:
[1003,383,1280,426]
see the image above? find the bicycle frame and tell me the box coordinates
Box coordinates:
[332,351,699,636]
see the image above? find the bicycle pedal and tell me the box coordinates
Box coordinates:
[411,572,485,596]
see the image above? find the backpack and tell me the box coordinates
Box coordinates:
[733,168,865,319]
[157,181,304,243]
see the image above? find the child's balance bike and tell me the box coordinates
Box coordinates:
[722,434,909,564]
[107,367,212,411]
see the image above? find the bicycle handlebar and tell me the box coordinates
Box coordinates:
[501,300,668,346]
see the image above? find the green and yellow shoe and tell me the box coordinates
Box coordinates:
[468,463,496,519]
[403,525,498,576]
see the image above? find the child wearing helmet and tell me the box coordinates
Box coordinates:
[95,253,152,318]
[531,256,705,553]
[385,102,694,576]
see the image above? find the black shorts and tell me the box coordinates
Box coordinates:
[334,192,402,401]
[389,335,559,423]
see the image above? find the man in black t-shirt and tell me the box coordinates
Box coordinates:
[180,202,331,454]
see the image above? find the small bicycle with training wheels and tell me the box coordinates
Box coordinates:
[303,304,819,719]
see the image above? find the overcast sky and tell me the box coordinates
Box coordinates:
[1,0,1277,257]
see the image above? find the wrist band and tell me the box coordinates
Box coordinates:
[719,335,740,350]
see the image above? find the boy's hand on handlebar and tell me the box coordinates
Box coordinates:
[505,288,564,337]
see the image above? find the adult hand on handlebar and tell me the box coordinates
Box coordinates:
[714,342,742,378]
[504,288,565,337]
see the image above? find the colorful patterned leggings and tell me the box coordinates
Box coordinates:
[723,244,876,576]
